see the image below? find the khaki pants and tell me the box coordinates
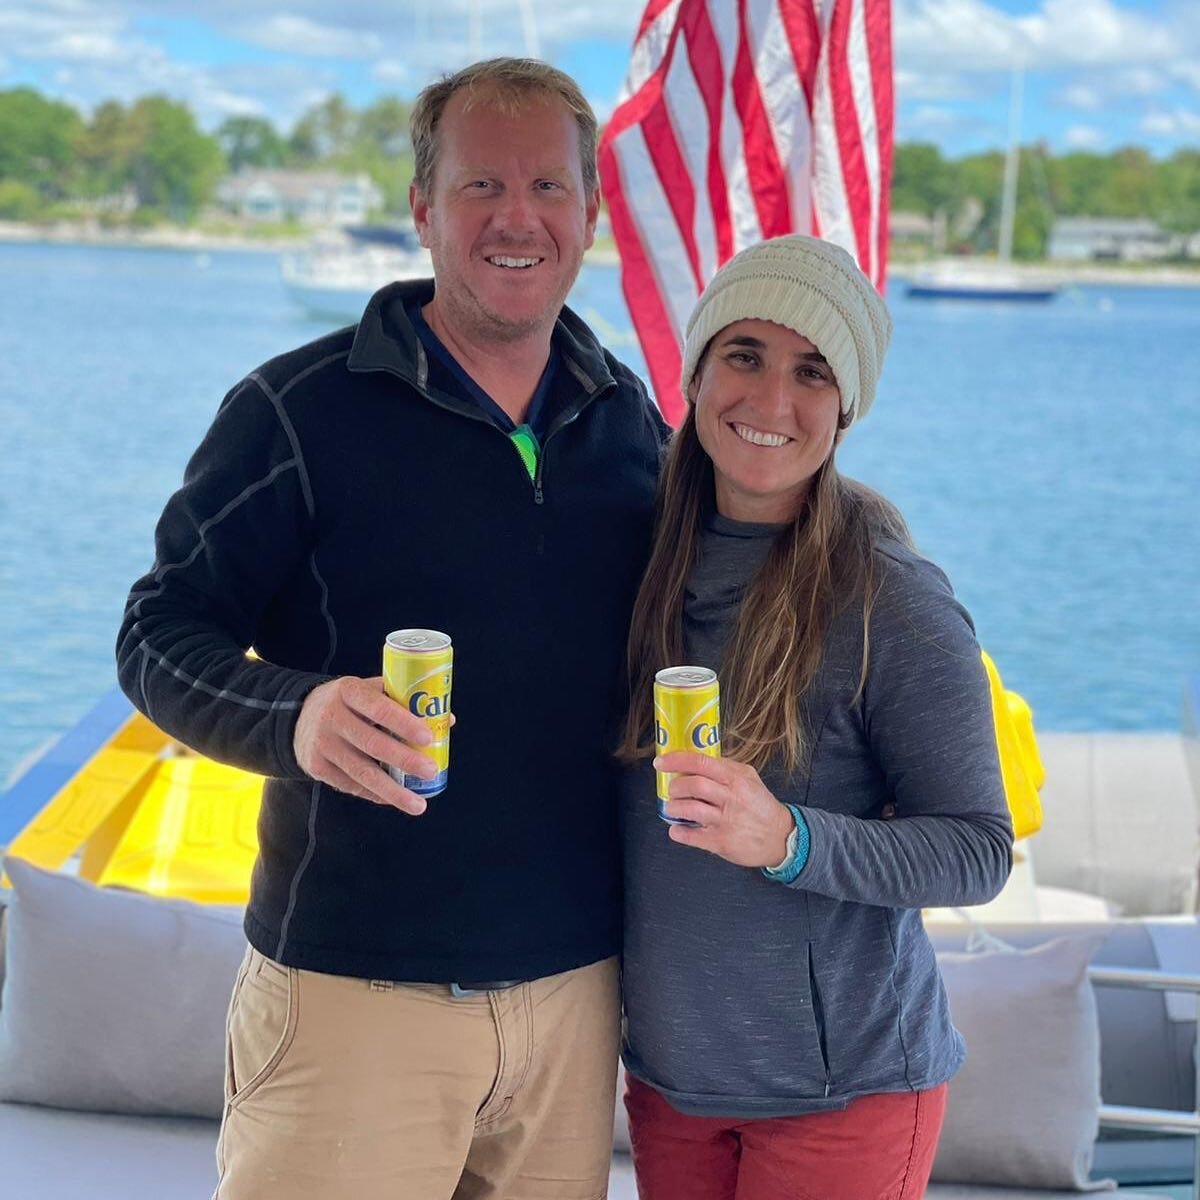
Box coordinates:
[214,948,620,1200]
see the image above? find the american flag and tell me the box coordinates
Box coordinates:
[597,0,893,425]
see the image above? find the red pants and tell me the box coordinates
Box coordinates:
[625,1074,948,1200]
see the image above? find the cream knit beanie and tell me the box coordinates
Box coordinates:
[681,234,892,424]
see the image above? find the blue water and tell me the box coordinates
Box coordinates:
[1,242,1198,784]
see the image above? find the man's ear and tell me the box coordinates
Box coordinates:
[583,187,600,251]
[411,182,431,249]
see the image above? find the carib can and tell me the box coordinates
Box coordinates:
[382,629,453,797]
[653,666,721,825]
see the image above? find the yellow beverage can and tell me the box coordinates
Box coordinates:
[654,666,720,824]
[382,629,453,797]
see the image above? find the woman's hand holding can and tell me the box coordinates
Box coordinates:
[655,751,795,869]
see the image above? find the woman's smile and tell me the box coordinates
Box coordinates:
[729,422,793,448]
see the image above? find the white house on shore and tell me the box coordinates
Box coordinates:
[1047,216,1178,262]
[215,169,384,227]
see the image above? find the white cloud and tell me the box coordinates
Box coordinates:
[372,60,410,85]
[234,15,383,59]
[1020,0,1175,67]
[33,31,129,62]
[1059,84,1102,110]
[1141,108,1200,137]
[1055,67,1169,113]
[895,68,972,102]
[1112,67,1168,96]
[896,0,1021,72]
[902,104,986,135]
[1064,124,1104,149]
[896,0,1185,72]
[31,43,277,129]
[1168,60,1200,92]
[119,0,643,55]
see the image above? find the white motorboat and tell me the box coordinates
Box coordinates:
[282,224,432,323]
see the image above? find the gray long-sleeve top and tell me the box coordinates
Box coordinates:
[621,512,1013,1117]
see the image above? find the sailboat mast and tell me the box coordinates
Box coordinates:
[997,66,1024,262]
[517,0,541,57]
[469,0,483,60]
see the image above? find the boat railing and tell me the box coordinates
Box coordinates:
[1090,965,1200,1197]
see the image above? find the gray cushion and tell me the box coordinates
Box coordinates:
[1032,732,1197,916]
[927,919,1197,1115]
[931,934,1111,1192]
[0,1101,219,1198]
[0,892,8,1000]
[0,856,246,1118]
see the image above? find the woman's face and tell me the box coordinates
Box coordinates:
[691,318,842,524]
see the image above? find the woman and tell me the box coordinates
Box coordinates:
[617,234,1013,1200]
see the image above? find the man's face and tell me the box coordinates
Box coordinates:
[411,88,599,345]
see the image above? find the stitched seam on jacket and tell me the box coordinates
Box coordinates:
[131,458,300,621]
[311,554,337,673]
[133,640,304,711]
[250,353,349,521]
[276,781,323,960]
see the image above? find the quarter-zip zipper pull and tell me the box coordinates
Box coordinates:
[533,392,601,507]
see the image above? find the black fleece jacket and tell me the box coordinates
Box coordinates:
[117,280,666,981]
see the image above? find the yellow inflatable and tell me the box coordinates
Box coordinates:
[3,710,261,905]
[982,650,1045,840]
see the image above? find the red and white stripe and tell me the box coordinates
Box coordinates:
[598,0,893,425]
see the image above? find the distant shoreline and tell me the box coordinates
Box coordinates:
[889,258,1200,290]
[2,221,1198,286]
[0,219,306,254]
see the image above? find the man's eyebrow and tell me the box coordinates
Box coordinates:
[718,334,827,363]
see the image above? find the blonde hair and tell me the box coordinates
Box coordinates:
[410,58,599,194]
[616,402,913,774]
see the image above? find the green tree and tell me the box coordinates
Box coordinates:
[1044,151,1110,217]
[289,94,355,163]
[1101,146,1158,217]
[890,142,958,217]
[353,96,414,212]
[77,100,137,199]
[0,179,42,220]
[952,151,1004,250]
[358,97,411,156]
[288,93,414,214]
[124,95,225,219]
[1156,149,1200,233]
[0,87,84,200]
[216,115,289,172]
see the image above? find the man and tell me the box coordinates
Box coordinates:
[116,59,666,1200]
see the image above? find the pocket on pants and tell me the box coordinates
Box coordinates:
[226,948,298,1110]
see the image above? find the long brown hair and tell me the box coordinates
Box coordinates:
[616,404,913,773]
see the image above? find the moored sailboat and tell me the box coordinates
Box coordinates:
[908,67,1060,302]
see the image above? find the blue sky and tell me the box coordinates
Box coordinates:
[2,1,1198,157]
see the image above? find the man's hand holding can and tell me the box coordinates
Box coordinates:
[293,675,440,815]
